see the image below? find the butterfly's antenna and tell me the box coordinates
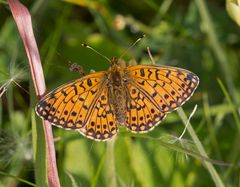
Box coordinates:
[81,44,111,63]
[119,34,146,59]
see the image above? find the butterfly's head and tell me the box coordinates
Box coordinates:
[110,57,127,69]
[110,57,118,65]
[110,57,121,70]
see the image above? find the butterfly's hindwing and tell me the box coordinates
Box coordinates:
[78,86,118,141]
[125,83,166,133]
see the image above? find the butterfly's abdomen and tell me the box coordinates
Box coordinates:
[109,70,127,125]
[112,87,127,125]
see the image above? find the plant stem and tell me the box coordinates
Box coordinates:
[195,0,238,104]
[8,0,60,186]
[177,108,225,187]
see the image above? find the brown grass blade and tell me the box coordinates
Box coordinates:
[8,0,60,186]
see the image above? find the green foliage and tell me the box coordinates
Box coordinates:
[1,0,240,186]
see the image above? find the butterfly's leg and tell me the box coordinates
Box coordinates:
[69,62,86,76]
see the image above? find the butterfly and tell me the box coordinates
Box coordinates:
[36,57,199,141]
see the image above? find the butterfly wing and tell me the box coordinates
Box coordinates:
[126,65,199,113]
[36,72,117,141]
[77,86,118,141]
[124,65,198,133]
[125,83,166,133]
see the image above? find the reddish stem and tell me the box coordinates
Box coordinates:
[8,0,60,186]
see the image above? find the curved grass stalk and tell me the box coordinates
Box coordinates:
[8,0,60,186]
[0,171,37,187]
[177,108,225,187]
[195,0,238,104]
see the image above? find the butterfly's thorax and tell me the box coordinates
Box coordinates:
[108,62,127,125]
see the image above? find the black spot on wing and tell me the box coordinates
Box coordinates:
[140,69,145,77]
[87,79,93,87]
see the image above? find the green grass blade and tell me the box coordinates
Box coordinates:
[90,149,106,187]
[177,108,225,187]
[217,79,240,179]
[195,0,238,103]
[121,133,230,167]
[106,139,117,187]
[31,108,47,187]
[0,171,38,187]
[217,79,240,130]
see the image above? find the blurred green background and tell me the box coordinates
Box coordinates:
[0,0,240,187]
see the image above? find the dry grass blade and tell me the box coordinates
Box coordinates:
[8,0,60,186]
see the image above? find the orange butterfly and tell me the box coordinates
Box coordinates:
[36,49,199,141]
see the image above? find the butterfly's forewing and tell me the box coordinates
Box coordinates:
[126,65,199,113]
[36,71,117,141]
[125,83,166,133]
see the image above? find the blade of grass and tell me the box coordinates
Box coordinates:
[195,0,239,104]
[8,0,60,186]
[31,103,47,187]
[217,79,240,130]
[146,46,225,186]
[120,133,231,167]
[106,139,117,187]
[217,79,240,179]
[149,0,174,25]
[90,149,106,187]
[0,171,37,187]
[42,6,71,75]
[202,93,222,159]
[177,108,225,187]
[66,171,78,187]
[126,139,154,187]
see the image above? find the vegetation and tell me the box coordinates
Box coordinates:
[0,0,240,186]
